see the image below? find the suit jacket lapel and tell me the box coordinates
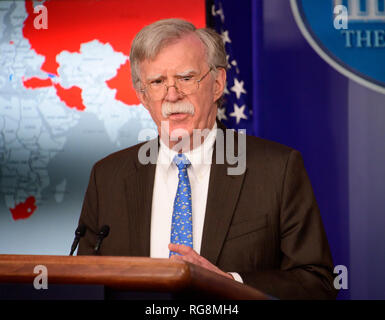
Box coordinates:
[124,139,158,257]
[200,124,246,265]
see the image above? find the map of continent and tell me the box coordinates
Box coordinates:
[0,0,205,226]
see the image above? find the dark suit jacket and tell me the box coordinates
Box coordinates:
[78,122,337,299]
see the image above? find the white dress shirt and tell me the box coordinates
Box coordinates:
[150,122,243,283]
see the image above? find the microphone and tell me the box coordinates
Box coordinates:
[69,224,86,256]
[93,225,110,255]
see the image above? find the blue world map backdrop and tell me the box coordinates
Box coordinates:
[0,0,205,254]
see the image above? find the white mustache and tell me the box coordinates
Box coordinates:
[162,101,195,118]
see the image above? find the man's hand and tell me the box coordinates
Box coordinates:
[168,243,234,280]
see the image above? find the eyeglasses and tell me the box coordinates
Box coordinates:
[140,68,213,101]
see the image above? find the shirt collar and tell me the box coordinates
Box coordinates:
[157,122,217,180]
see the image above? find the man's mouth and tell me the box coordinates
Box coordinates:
[168,112,190,121]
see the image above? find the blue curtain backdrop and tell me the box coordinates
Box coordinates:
[208,0,351,299]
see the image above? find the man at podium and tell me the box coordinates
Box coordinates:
[77,19,337,300]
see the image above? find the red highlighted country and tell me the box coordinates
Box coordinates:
[10,196,37,220]
[22,77,86,111]
[106,60,137,105]
[54,83,86,111]
[23,77,52,88]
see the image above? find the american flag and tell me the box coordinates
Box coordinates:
[211,0,255,134]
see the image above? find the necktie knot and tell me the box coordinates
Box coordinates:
[173,154,191,171]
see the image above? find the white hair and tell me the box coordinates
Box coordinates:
[129,19,227,100]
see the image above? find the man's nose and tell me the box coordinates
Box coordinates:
[164,84,183,102]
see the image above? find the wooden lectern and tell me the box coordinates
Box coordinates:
[0,255,268,300]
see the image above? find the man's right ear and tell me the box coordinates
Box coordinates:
[136,88,149,110]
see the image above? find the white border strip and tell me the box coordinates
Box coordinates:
[290,0,385,96]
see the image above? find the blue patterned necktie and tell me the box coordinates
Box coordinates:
[169,153,193,257]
